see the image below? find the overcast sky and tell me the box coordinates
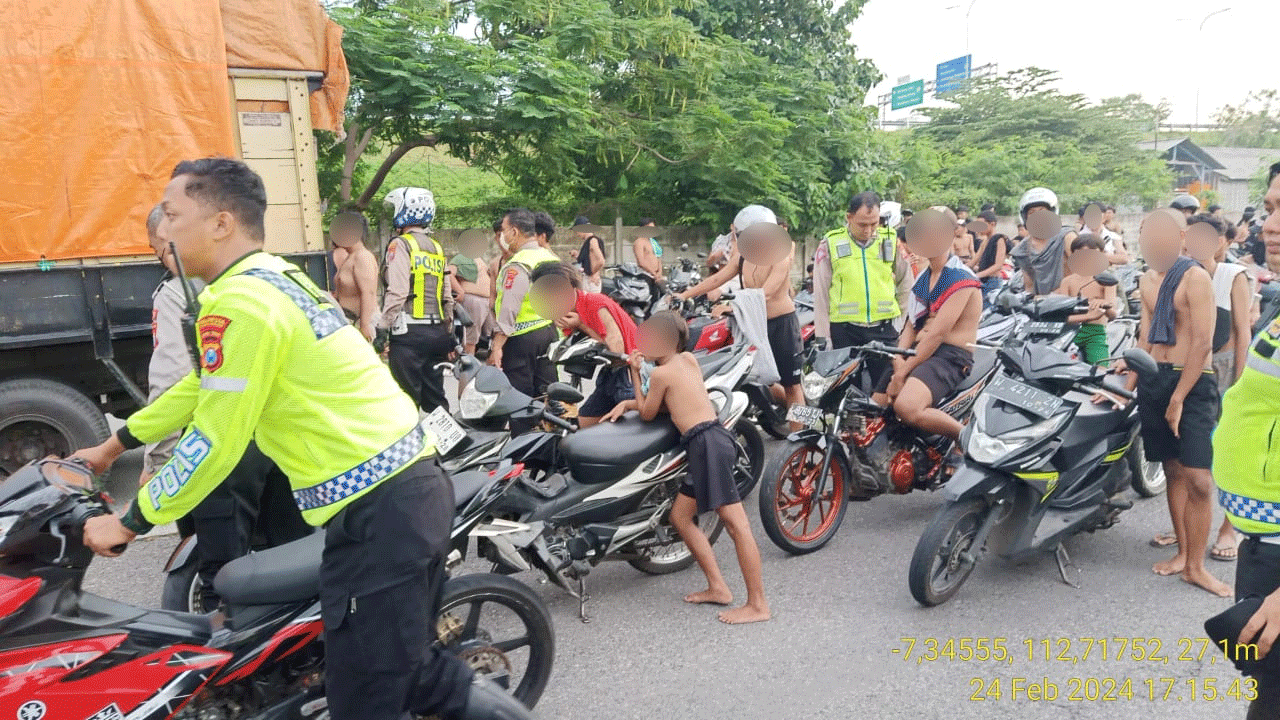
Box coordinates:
[852,0,1272,125]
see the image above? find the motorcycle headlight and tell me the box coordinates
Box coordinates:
[801,371,835,403]
[458,380,498,420]
[966,407,1067,465]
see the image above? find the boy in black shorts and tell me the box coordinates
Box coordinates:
[873,208,983,446]
[1127,209,1230,597]
[603,311,770,624]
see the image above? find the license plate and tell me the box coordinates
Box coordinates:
[1025,321,1066,336]
[985,375,1064,419]
[785,404,824,428]
[422,407,467,455]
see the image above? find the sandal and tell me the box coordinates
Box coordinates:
[1149,532,1178,548]
[1211,539,1239,562]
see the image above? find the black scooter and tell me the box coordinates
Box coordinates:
[908,345,1155,606]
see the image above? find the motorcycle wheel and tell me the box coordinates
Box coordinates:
[437,573,555,709]
[629,487,725,575]
[1128,436,1167,497]
[758,440,850,555]
[758,405,791,440]
[731,419,765,499]
[908,498,989,607]
[161,556,202,613]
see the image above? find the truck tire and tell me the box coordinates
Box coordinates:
[0,379,110,476]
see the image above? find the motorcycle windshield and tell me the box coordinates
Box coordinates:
[810,347,857,376]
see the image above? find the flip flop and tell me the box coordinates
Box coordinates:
[1211,541,1238,562]
[1149,532,1178,548]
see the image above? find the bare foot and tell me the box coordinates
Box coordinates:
[1153,555,1186,576]
[685,587,732,605]
[718,604,771,624]
[1181,567,1233,598]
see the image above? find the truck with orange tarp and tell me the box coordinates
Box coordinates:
[0,0,349,473]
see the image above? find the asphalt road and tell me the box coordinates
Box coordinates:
[83,437,1254,720]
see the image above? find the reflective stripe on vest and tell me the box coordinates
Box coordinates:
[499,246,560,336]
[241,268,347,340]
[1220,489,1280,533]
[293,424,426,511]
[401,233,447,319]
[826,227,899,324]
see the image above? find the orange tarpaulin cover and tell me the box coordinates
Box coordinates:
[0,0,348,264]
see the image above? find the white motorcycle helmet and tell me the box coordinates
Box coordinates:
[733,204,777,232]
[1170,194,1201,213]
[384,187,436,229]
[1018,187,1059,224]
[879,201,902,228]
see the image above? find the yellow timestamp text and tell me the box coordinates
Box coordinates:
[892,636,1253,665]
[967,676,1258,703]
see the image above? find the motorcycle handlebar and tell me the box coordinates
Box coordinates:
[854,341,916,357]
[541,411,577,432]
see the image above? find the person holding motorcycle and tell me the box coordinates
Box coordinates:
[1215,171,1280,719]
[873,208,983,458]
[73,158,531,720]
[812,191,914,384]
[379,186,455,414]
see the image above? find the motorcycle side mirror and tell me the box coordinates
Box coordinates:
[546,382,585,405]
[696,252,707,259]
[453,304,475,328]
[1122,348,1158,376]
[1093,272,1119,288]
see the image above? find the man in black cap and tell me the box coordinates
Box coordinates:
[573,215,607,293]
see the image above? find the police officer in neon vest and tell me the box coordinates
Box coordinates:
[491,208,560,413]
[1214,171,1280,717]
[812,191,914,383]
[74,159,531,720]
[378,187,455,413]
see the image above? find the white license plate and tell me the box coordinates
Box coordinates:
[423,407,467,454]
[785,404,823,428]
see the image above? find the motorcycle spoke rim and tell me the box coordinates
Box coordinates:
[776,448,841,543]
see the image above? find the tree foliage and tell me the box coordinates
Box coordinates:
[319,0,881,233]
[1208,89,1280,149]
[878,68,1173,214]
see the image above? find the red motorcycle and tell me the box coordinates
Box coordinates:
[0,458,553,720]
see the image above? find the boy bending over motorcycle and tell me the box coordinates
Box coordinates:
[873,208,983,458]
[603,311,771,624]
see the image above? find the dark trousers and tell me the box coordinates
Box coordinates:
[502,326,557,435]
[186,442,308,611]
[1237,538,1280,720]
[321,459,473,720]
[830,320,899,393]
[389,323,455,414]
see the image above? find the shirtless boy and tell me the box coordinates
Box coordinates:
[675,205,804,419]
[603,311,770,625]
[1053,235,1118,365]
[875,208,983,453]
[1130,209,1231,597]
[448,230,496,355]
[329,212,378,341]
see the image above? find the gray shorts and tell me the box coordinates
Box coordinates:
[1212,350,1236,396]
[459,293,495,346]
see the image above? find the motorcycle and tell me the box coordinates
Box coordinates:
[0,457,555,717]
[906,346,1155,607]
[758,341,1000,555]
[603,263,662,323]
[480,345,765,621]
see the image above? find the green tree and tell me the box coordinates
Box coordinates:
[1210,89,1280,149]
[883,68,1172,213]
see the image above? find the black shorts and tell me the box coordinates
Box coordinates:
[578,365,635,418]
[1137,365,1219,469]
[679,421,741,514]
[876,343,973,404]
[767,312,803,386]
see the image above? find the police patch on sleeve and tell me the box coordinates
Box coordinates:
[197,315,231,372]
[148,428,212,511]
[503,267,519,290]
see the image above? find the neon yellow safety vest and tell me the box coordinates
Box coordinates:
[1215,322,1280,535]
[825,226,900,324]
[401,231,447,319]
[497,246,560,336]
[120,252,430,529]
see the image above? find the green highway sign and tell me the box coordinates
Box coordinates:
[890,79,925,111]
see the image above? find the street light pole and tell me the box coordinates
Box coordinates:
[965,0,978,60]
[1193,7,1231,125]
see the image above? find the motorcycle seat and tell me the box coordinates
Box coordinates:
[560,412,681,484]
[952,347,997,394]
[214,531,323,606]
[696,349,738,378]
